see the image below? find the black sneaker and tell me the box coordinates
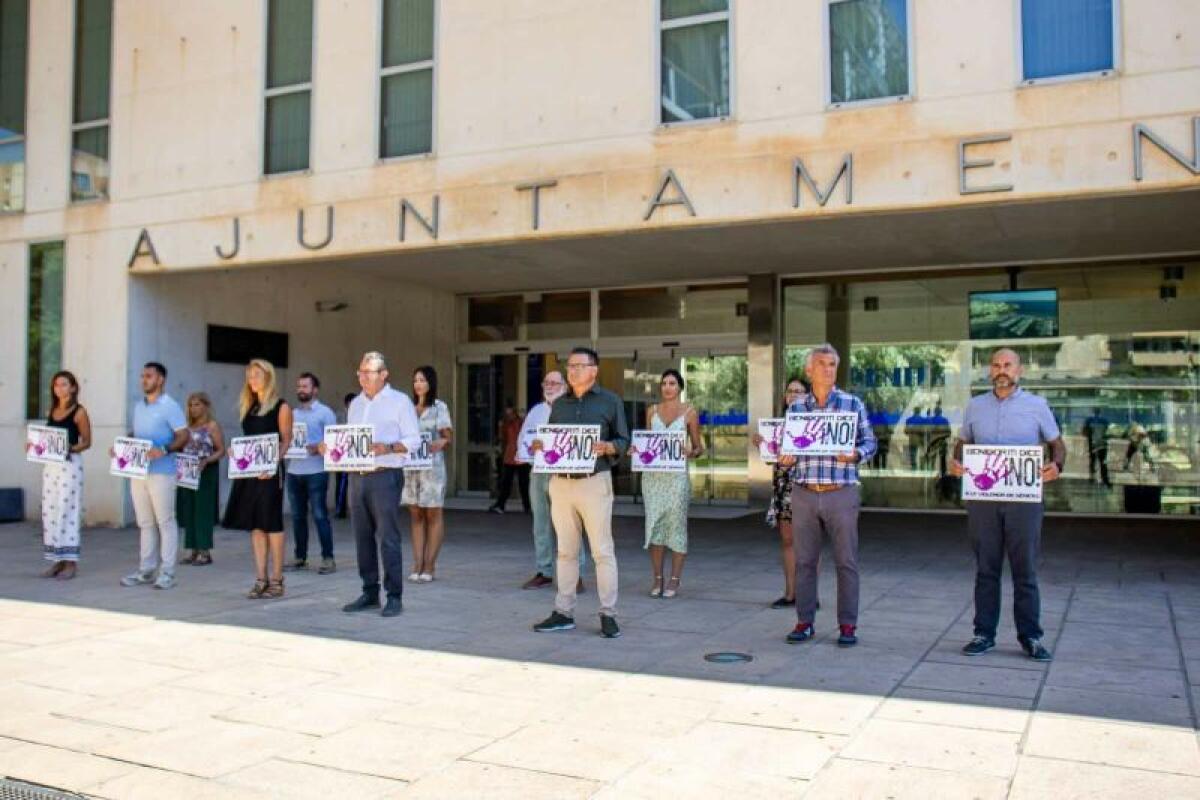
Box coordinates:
[786,623,815,643]
[600,615,621,639]
[1019,636,1053,662]
[381,597,404,617]
[533,611,575,632]
[342,594,381,613]
[770,596,795,609]
[962,636,995,656]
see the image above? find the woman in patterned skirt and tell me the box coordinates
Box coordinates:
[638,369,704,599]
[752,377,808,608]
[403,366,453,582]
[30,371,92,580]
[178,392,225,566]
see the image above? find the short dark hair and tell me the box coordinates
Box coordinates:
[569,346,599,366]
[144,361,167,379]
[298,371,320,388]
[413,365,438,406]
[343,392,356,406]
[660,368,685,391]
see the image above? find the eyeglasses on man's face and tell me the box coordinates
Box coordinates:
[356,369,384,377]
[566,362,595,371]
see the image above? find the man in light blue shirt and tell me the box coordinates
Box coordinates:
[121,362,188,590]
[286,372,339,574]
[952,348,1065,663]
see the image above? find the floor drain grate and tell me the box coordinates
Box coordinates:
[703,651,754,663]
[0,778,86,800]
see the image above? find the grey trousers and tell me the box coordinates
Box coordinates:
[349,469,405,600]
[966,500,1044,641]
[791,484,861,627]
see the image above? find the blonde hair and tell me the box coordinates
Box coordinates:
[186,391,213,427]
[238,359,280,419]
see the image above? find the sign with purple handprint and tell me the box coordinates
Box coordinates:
[284,422,309,460]
[961,445,1043,503]
[781,412,858,457]
[323,424,375,472]
[532,425,600,474]
[400,433,434,471]
[756,418,785,464]
[175,453,202,491]
[228,433,280,479]
[630,430,687,473]
[26,425,68,465]
[109,436,152,479]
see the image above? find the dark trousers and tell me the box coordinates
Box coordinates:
[495,463,531,512]
[349,469,405,600]
[334,472,349,518]
[1087,447,1110,485]
[967,501,1044,641]
[287,472,334,560]
[791,484,861,627]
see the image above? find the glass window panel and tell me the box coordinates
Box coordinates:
[0,137,23,210]
[70,126,108,200]
[264,90,310,174]
[829,0,910,104]
[266,0,313,89]
[467,295,523,342]
[73,0,111,123]
[525,291,590,340]
[1021,0,1113,80]
[382,0,434,67]
[380,68,433,158]
[0,0,27,136]
[661,0,728,21]
[26,242,64,420]
[598,284,746,337]
[660,20,730,123]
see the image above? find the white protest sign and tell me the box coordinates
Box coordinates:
[532,425,600,474]
[961,445,1044,503]
[176,453,202,491]
[228,434,280,479]
[757,418,785,464]
[284,422,308,460]
[401,433,434,471]
[110,437,152,479]
[781,412,858,457]
[26,425,69,465]
[630,430,687,473]
[323,424,375,472]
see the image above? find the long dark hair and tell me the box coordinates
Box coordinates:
[660,368,686,392]
[48,370,80,414]
[413,365,438,407]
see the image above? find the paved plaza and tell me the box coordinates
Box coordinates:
[0,509,1198,798]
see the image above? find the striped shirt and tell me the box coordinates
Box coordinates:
[788,387,877,486]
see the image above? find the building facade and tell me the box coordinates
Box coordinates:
[2,0,1198,524]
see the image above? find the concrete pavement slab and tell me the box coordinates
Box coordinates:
[875,687,1032,732]
[1025,715,1200,775]
[805,757,1010,799]
[286,720,491,782]
[220,758,409,800]
[404,761,599,800]
[1009,755,1200,799]
[838,718,1021,778]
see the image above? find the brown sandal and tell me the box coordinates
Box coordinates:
[263,578,285,599]
[56,563,77,581]
[247,579,268,599]
[42,561,65,578]
[194,552,213,566]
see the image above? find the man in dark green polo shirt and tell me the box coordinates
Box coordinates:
[532,346,629,639]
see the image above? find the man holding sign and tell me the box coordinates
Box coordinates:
[328,352,422,618]
[778,344,876,648]
[951,348,1064,662]
[286,372,338,574]
[531,347,629,639]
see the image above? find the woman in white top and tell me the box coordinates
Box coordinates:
[403,365,453,582]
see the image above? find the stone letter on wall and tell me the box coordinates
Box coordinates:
[516,179,558,231]
[1133,118,1200,181]
[958,134,1014,195]
[127,229,161,268]
[215,217,241,259]
[298,206,334,250]
[793,154,853,208]
[400,196,440,241]
[643,169,696,221]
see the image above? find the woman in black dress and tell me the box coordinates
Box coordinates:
[222,359,292,599]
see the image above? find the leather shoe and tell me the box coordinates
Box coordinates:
[342,594,381,613]
[381,597,404,617]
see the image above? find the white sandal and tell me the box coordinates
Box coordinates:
[650,575,663,598]
[419,573,434,583]
[408,572,421,582]
[663,576,681,599]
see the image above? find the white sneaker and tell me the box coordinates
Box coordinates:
[408,572,421,582]
[153,573,176,590]
[120,571,155,587]
[419,573,434,583]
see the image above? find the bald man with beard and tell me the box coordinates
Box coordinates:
[951,348,1066,662]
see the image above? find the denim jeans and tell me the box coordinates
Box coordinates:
[287,472,334,560]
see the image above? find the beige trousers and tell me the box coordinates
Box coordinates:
[549,471,618,617]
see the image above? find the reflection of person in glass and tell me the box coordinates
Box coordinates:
[1123,422,1154,471]
[1081,408,1112,487]
[951,348,1065,663]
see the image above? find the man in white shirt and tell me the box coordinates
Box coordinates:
[329,352,422,618]
[517,370,586,590]
[286,372,339,574]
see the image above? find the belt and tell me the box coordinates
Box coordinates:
[351,467,400,477]
[557,472,598,480]
[800,483,845,493]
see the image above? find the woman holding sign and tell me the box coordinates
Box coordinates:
[222,360,292,599]
[638,369,703,598]
[177,392,225,567]
[403,366,453,582]
[27,371,91,579]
